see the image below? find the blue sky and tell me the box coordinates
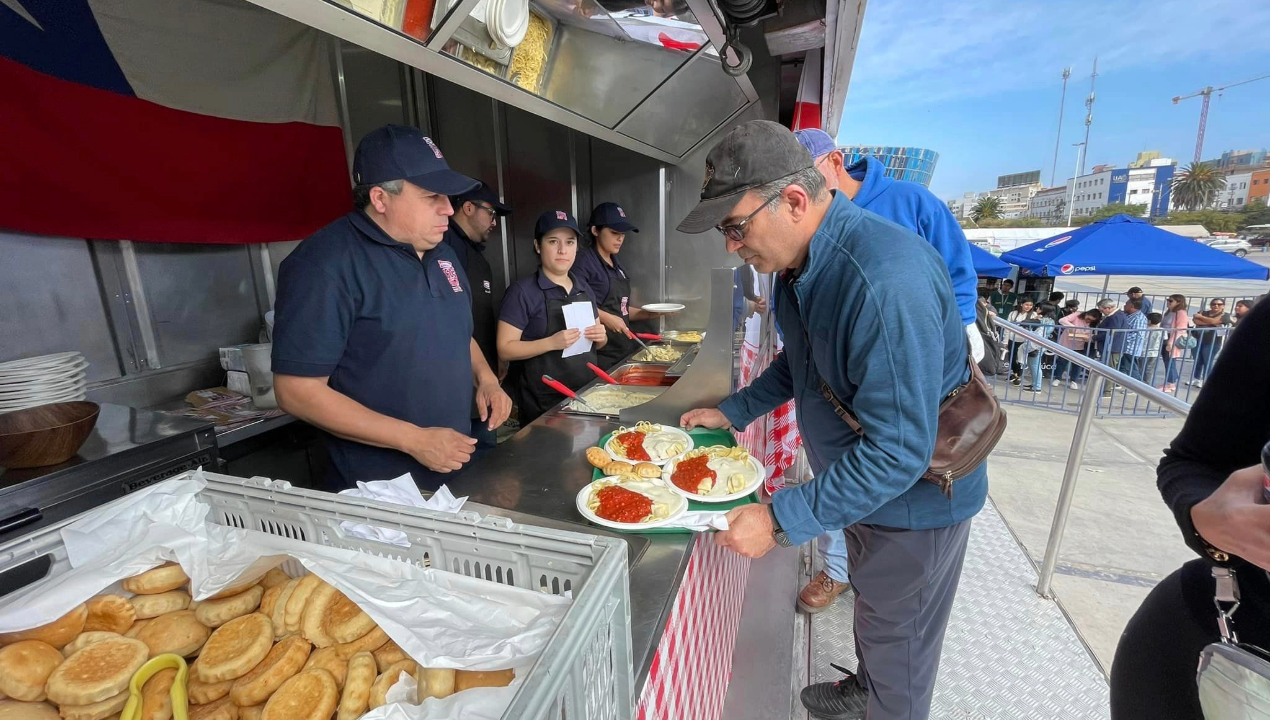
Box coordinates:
[835,0,1270,201]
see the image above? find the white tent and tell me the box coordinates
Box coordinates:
[963,227,1076,253]
[1154,225,1210,239]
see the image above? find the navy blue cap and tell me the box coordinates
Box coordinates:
[353,125,478,196]
[794,129,839,158]
[454,183,511,215]
[588,202,639,233]
[534,210,581,240]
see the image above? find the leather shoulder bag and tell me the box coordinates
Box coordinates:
[815,353,1007,497]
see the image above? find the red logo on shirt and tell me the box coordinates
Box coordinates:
[437,260,463,293]
[556,211,567,220]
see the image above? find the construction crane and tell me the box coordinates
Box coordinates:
[1173,72,1270,164]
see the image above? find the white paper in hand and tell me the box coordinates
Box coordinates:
[560,301,595,359]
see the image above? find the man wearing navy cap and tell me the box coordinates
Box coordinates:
[272,125,512,491]
[793,128,982,615]
[680,120,985,720]
[443,183,511,451]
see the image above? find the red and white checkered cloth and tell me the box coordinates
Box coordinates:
[636,534,752,720]
[734,319,801,494]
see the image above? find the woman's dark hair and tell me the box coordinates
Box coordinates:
[1168,293,1188,310]
[1015,297,1034,310]
[1036,303,1057,319]
[1083,311,1103,326]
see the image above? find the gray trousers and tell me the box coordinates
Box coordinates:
[842,519,972,720]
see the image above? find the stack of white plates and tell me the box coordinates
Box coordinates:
[0,352,89,413]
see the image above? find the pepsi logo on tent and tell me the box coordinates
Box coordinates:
[1060,264,1075,274]
[1059,264,1096,275]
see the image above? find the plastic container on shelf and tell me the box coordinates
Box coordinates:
[239,342,277,409]
[486,0,529,48]
[0,471,634,720]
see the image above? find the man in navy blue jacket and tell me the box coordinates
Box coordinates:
[794,128,982,614]
[679,121,987,720]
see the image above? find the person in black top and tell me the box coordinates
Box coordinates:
[442,183,511,450]
[574,202,677,369]
[497,211,608,424]
[1110,297,1270,719]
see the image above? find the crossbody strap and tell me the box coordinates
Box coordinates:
[817,354,974,439]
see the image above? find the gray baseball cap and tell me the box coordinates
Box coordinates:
[677,120,814,234]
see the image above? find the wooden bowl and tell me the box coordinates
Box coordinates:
[0,401,100,469]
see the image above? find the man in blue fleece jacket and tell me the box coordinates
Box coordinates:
[678,121,987,720]
[793,129,982,614]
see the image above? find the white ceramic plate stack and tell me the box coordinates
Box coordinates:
[0,352,89,413]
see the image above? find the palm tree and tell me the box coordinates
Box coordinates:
[1171,162,1225,211]
[971,196,1003,222]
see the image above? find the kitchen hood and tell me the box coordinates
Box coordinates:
[241,0,765,163]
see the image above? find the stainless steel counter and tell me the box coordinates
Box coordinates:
[459,409,694,692]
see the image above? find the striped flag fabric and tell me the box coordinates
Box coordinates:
[0,0,350,244]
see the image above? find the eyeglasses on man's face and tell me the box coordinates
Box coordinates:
[716,194,779,244]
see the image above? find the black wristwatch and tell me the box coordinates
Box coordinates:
[769,505,792,548]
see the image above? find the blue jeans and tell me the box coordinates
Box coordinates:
[1192,339,1219,381]
[817,530,850,583]
[1053,356,1086,382]
[1117,354,1143,381]
[1026,349,1043,387]
[1164,354,1182,385]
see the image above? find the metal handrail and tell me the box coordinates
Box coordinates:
[990,316,1191,597]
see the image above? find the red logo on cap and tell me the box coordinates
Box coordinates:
[617,207,626,218]
[423,137,443,159]
[437,260,463,293]
[556,211,567,220]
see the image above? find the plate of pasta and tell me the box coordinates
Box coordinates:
[662,445,765,503]
[576,476,688,530]
[604,421,694,466]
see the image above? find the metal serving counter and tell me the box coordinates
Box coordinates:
[460,410,687,689]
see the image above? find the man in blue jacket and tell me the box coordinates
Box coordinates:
[679,121,987,720]
[794,128,982,614]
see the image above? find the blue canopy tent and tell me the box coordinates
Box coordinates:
[1000,214,1270,280]
[969,243,1012,278]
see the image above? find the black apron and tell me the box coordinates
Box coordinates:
[457,238,499,422]
[512,284,598,424]
[596,261,639,369]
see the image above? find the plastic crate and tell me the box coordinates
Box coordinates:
[0,471,634,720]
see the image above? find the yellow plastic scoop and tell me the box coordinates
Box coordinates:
[120,653,190,720]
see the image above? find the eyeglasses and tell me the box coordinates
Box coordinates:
[716,194,778,243]
[470,202,496,216]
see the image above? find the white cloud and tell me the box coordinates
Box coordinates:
[845,0,1270,111]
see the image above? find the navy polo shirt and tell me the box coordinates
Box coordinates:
[272,210,474,490]
[499,270,598,340]
[573,245,626,304]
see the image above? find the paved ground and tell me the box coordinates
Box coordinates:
[988,402,1193,674]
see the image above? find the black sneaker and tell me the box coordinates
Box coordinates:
[800,664,867,719]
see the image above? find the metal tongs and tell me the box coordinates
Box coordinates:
[541,374,602,413]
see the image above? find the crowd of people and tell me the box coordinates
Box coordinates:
[976,278,1261,394]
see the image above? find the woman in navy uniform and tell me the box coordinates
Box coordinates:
[574,202,672,369]
[497,211,607,424]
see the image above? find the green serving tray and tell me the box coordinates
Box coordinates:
[589,427,758,534]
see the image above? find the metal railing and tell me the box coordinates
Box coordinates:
[991,316,1192,597]
[1020,291,1261,319]
[986,324,1236,417]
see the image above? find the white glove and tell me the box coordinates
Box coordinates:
[966,323,985,363]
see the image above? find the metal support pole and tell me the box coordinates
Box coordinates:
[1100,275,1110,297]
[1036,375,1103,597]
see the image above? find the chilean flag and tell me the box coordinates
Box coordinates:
[0,0,350,244]
[790,47,822,131]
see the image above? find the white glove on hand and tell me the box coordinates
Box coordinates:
[966,323,985,363]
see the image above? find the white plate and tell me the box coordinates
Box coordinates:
[662,449,765,503]
[0,352,83,372]
[640,303,685,313]
[0,373,86,396]
[0,358,89,384]
[575,477,688,531]
[0,392,87,412]
[604,425,694,466]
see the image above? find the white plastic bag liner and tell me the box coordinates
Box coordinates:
[0,471,569,675]
[369,667,530,720]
